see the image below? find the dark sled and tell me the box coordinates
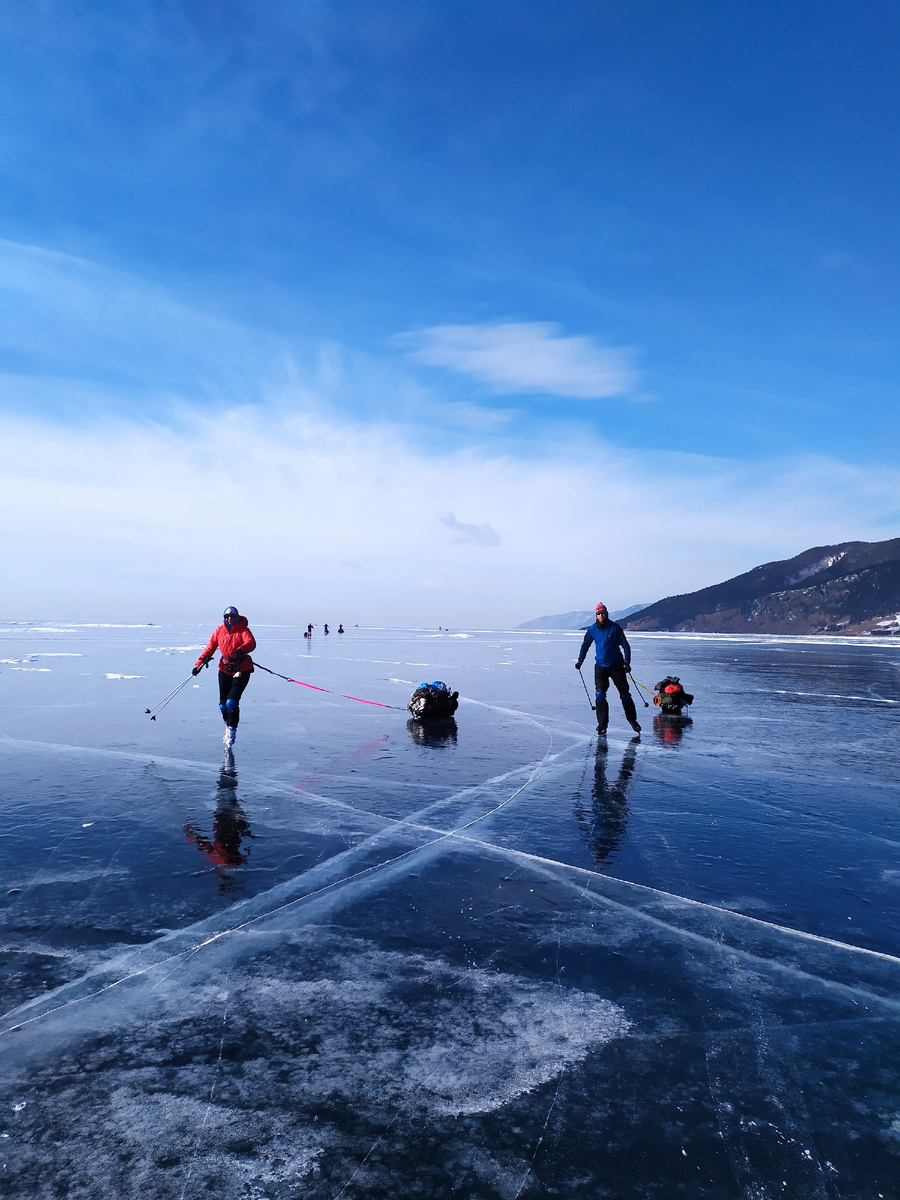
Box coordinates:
[407,681,459,722]
[652,675,694,715]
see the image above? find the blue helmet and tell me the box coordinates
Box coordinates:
[223,606,239,627]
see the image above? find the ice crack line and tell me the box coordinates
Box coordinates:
[479,838,900,967]
[5,717,897,1042]
[176,960,237,1200]
[0,717,562,1037]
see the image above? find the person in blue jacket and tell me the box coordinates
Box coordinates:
[575,602,641,735]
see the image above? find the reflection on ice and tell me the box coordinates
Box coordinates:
[1,623,900,1197]
[183,772,254,896]
[651,712,693,745]
[573,740,638,867]
[406,716,458,746]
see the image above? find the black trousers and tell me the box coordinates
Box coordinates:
[218,671,251,727]
[594,664,637,730]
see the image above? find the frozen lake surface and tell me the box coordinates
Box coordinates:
[1,621,899,1199]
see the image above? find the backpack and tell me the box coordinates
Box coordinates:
[407,680,460,721]
[652,676,694,713]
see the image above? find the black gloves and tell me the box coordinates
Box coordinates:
[575,661,583,670]
[191,666,202,676]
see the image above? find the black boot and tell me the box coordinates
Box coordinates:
[595,696,609,734]
[622,692,641,733]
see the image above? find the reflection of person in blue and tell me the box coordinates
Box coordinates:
[184,773,255,895]
[574,740,639,868]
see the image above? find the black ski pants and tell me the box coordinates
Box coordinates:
[594,664,637,731]
[218,671,251,728]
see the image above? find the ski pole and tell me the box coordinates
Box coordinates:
[577,666,595,712]
[146,672,195,721]
[628,673,652,708]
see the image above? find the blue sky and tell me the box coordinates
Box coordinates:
[1,1,898,624]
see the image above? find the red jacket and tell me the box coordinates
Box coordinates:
[196,616,256,675]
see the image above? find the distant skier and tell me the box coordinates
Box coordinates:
[338,624,344,634]
[306,623,314,637]
[575,603,641,736]
[193,607,256,747]
[323,623,329,635]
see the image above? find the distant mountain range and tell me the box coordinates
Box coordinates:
[620,539,900,636]
[517,604,650,631]
[518,539,900,636]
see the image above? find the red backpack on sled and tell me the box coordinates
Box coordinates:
[652,676,694,714]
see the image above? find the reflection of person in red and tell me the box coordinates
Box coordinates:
[193,607,256,747]
[184,791,254,896]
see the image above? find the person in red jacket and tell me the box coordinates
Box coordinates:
[193,607,257,746]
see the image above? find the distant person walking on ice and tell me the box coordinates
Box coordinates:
[323,623,329,635]
[575,603,641,736]
[338,624,344,634]
[193,607,256,747]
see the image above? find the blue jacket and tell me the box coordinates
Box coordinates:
[577,620,631,669]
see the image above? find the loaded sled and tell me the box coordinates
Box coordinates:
[407,680,459,722]
[652,676,694,715]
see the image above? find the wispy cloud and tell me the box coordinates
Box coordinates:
[440,513,501,547]
[396,322,637,399]
[0,238,288,403]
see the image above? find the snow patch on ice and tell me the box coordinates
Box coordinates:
[11,627,69,634]
[10,868,130,889]
[144,645,204,653]
[3,942,76,960]
[768,688,899,705]
[630,630,900,648]
[47,623,150,629]
[104,673,144,680]
[264,936,626,1116]
[2,652,83,666]
[0,931,628,1196]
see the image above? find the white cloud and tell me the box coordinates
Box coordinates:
[2,402,899,627]
[397,322,637,399]
[2,242,898,628]
[439,513,501,547]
